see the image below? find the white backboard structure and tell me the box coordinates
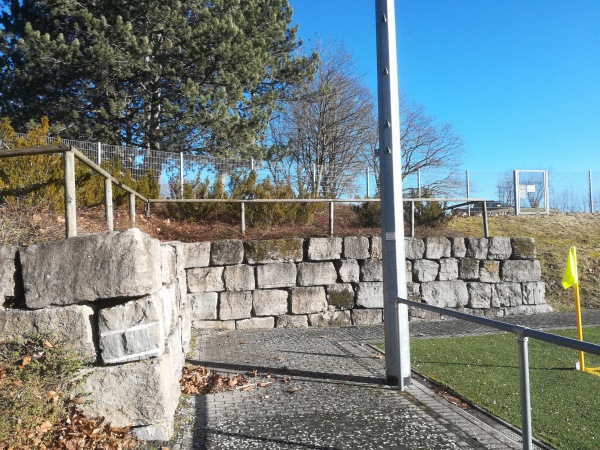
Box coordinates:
[513,170,550,215]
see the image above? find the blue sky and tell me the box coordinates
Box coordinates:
[291,0,600,180]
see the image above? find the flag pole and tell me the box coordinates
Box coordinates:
[574,279,586,372]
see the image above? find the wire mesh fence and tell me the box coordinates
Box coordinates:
[2,133,598,212]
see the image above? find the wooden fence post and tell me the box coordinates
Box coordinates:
[63,149,77,238]
[105,178,114,231]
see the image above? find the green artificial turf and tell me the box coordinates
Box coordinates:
[404,327,600,449]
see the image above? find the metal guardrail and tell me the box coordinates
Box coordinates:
[397,298,600,450]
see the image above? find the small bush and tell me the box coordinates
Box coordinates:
[405,188,450,227]
[353,201,381,227]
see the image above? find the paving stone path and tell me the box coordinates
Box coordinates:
[167,311,600,450]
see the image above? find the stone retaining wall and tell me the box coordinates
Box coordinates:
[0,229,190,441]
[186,236,551,330]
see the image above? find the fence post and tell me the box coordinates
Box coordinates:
[410,201,415,238]
[417,169,421,198]
[589,170,594,213]
[482,201,489,238]
[251,159,255,172]
[466,170,471,217]
[179,152,184,199]
[146,201,151,219]
[63,149,77,238]
[104,178,114,232]
[240,202,246,235]
[329,201,334,236]
[129,193,136,227]
[366,166,370,198]
[97,142,102,165]
[517,332,533,450]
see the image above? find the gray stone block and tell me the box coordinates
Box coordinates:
[0,304,95,361]
[276,314,309,328]
[192,320,236,330]
[253,289,289,316]
[160,244,177,285]
[505,304,552,315]
[188,292,218,320]
[406,261,413,281]
[361,260,383,282]
[256,263,297,288]
[290,287,327,314]
[466,238,489,259]
[493,283,523,307]
[0,245,17,303]
[236,317,275,330]
[219,291,253,320]
[467,283,493,309]
[244,239,304,264]
[157,282,179,339]
[309,310,352,327]
[224,264,255,291]
[406,282,421,302]
[183,242,210,268]
[459,258,480,281]
[132,418,174,441]
[326,283,355,309]
[480,260,500,283]
[21,228,162,309]
[438,258,459,281]
[511,238,536,259]
[336,260,360,282]
[356,282,384,308]
[405,238,425,260]
[488,237,512,260]
[307,237,342,261]
[413,260,439,283]
[523,282,546,305]
[371,237,382,260]
[297,262,337,286]
[351,309,383,325]
[187,266,224,293]
[211,239,244,265]
[425,237,451,259]
[451,237,467,258]
[421,280,468,308]
[502,260,541,282]
[344,236,370,259]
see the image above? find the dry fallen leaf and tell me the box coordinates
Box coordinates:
[42,340,54,349]
[19,355,32,368]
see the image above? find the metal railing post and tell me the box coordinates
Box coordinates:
[589,170,594,213]
[97,142,102,166]
[241,201,246,235]
[129,193,136,227]
[466,170,471,217]
[366,166,370,198]
[482,201,489,237]
[104,178,114,232]
[63,149,77,238]
[146,201,151,219]
[329,201,334,236]
[179,152,184,199]
[410,200,415,238]
[517,332,533,450]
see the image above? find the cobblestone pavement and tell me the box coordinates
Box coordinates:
[167,312,600,450]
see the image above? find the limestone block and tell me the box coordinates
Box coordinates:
[405,238,425,260]
[480,260,500,283]
[523,282,546,305]
[133,418,174,441]
[160,244,177,285]
[356,282,384,308]
[421,280,468,308]
[219,291,253,320]
[511,238,536,259]
[244,239,304,264]
[188,292,218,321]
[326,283,355,309]
[253,289,288,316]
[505,304,552,315]
[290,287,327,314]
[182,242,210,268]
[236,317,275,330]
[21,228,162,309]
[459,258,480,281]
[0,305,95,361]
[98,295,165,365]
[502,260,541,282]
[438,259,459,281]
[76,352,180,434]
[193,320,236,331]
[297,262,337,286]
[351,309,383,325]
[412,260,439,283]
[336,260,360,282]
[467,283,493,309]
[425,237,451,259]
[406,282,421,302]
[307,237,342,261]
[371,237,382,260]
[187,267,224,293]
[361,260,383,282]
[493,283,523,307]
[276,314,309,328]
[211,240,244,265]
[466,238,489,259]
[344,236,370,259]
[406,261,413,282]
[488,237,512,260]
[0,245,17,303]
[256,263,297,288]
[224,265,255,291]
[309,310,352,327]
[157,282,179,338]
[451,237,467,258]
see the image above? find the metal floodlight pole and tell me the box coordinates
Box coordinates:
[375,0,411,389]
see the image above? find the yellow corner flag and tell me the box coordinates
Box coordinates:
[562,246,578,289]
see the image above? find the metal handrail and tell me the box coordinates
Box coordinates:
[397,298,600,450]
